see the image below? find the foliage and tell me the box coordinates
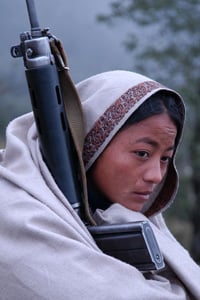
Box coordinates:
[98,1,200,92]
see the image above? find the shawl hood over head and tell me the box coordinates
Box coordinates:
[76,70,185,216]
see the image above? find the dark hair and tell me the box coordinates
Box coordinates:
[122,91,184,143]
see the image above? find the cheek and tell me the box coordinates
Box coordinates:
[92,155,119,188]
[91,152,136,198]
[93,151,129,181]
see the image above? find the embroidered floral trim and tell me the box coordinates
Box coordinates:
[83,80,163,166]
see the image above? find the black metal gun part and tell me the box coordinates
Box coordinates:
[88,221,165,272]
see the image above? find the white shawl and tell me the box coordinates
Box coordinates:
[0,111,200,299]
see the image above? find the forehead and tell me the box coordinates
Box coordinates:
[113,113,177,147]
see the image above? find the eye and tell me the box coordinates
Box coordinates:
[161,156,172,164]
[134,151,149,159]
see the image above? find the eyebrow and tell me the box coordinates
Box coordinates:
[135,137,175,151]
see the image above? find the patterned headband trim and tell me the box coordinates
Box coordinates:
[83,80,162,166]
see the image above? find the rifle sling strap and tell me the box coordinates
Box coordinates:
[50,38,95,225]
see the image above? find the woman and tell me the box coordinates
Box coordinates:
[0,70,199,299]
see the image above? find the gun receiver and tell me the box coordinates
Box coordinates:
[88,221,165,272]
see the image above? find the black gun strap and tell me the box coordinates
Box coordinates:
[50,39,95,225]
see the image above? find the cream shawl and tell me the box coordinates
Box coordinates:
[0,71,200,299]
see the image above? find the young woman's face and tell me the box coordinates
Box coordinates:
[91,113,177,212]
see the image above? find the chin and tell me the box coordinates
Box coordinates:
[123,203,143,212]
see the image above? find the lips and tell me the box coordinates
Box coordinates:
[133,191,152,202]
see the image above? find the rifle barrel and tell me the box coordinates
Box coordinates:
[26,0,40,31]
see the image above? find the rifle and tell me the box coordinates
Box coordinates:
[11,0,165,272]
[11,0,83,215]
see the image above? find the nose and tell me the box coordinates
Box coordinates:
[143,161,163,184]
